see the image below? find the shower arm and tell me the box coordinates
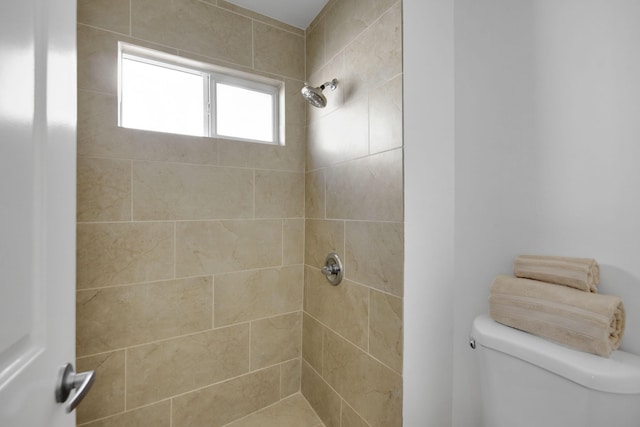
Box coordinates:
[319,79,338,91]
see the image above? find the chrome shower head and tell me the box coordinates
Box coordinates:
[301,79,338,108]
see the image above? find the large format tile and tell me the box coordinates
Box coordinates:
[77,277,212,356]
[253,22,305,80]
[306,97,369,170]
[224,394,323,427]
[341,404,370,427]
[369,290,403,373]
[77,24,121,94]
[76,351,125,424]
[171,366,280,427]
[77,157,131,222]
[306,52,346,124]
[324,0,399,60]
[325,149,403,222]
[280,358,301,398]
[304,266,369,350]
[322,330,402,427]
[305,169,325,219]
[301,361,341,427]
[344,2,402,101]
[344,221,403,296]
[77,90,218,164]
[251,312,302,370]
[255,170,305,219]
[304,219,344,269]
[302,313,324,373]
[175,220,282,277]
[217,132,305,172]
[78,401,170,427]
[285,78,308,127]
[77,222,174,289]
[369,74,403,154]
[126,324,250,408]
[305,19,325,78]
[132,162,253,220]
[131,0,252,66]
[77,25,177,94]
[77,0,130,34]
[214,265,303,326]
[283,219,304,265]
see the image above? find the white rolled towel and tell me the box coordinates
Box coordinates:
[490,275,624,357]
[514,255,600,293]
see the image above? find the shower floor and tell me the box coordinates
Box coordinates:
[223,393,325,427]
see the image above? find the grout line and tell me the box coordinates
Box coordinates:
[302,310,401,376]
[251,20,255,69]
[77,264,304,292]
[279,362,283,398]
[303,263,403,299]
[301,360,371,427]
[77,23,300,83]
[367,289,371,353]
[173,221,177,279]
[74,156,228,172]
[129,159,134,221]
[252,169,256,219]
[212,274,215,328]
[123,348,128,411]
[281,219,285,265]
[322,169,327,219]
[320,319,324,376]
[248,321,253,372]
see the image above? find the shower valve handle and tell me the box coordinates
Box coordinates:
[322,264,340,276]
[321,253,343,286]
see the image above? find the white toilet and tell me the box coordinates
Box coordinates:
[471,314,640,427]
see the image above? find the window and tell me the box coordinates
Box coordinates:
[118,43,283,144]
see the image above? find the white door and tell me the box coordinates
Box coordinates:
[0,0,83,426]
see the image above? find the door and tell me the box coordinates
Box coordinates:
[0,0,79,426]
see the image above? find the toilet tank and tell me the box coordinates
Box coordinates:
[471,314,640,427]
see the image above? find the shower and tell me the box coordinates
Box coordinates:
[301,78,338,108]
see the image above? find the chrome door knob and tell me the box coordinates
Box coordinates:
[55,363,95,413]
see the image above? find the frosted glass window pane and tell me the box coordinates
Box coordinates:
[121,58,205,137]
[216,83,273,142]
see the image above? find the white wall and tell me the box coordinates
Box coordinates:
[451,1,640,425]
[405,0,640,425]
[526,1,640,357]
[452,1,539,424]
[403,0,455,425]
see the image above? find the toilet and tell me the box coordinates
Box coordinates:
[471,314,640,427]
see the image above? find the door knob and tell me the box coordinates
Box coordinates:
[55,363,95,413]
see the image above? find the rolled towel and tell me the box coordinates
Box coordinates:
[514,254,600,293]
[489,275,625,357]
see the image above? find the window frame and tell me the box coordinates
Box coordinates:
[117,42,284,145]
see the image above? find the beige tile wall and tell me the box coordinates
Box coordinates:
[76,0,306,425]
[302,1,404,427]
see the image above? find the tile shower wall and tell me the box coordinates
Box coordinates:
[76,0,306,425]
[302,1,404,426]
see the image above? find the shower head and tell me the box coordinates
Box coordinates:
[301,79,338,108]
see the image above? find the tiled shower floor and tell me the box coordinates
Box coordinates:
[223,394,325,427]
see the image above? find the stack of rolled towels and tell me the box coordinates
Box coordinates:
[489,255,625,357]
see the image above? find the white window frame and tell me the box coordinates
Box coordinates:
[117,42,284,145]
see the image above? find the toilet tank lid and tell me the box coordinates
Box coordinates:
[472,314,640,394]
